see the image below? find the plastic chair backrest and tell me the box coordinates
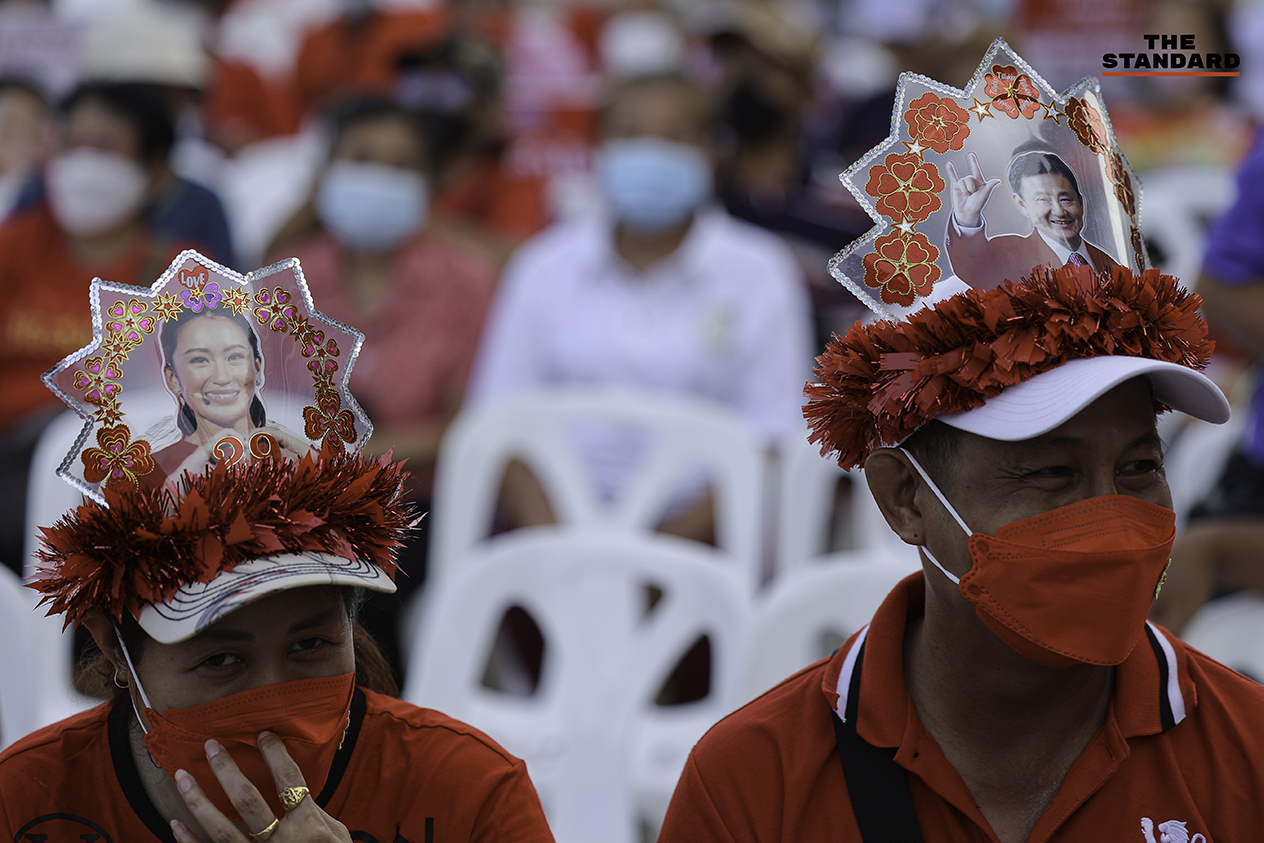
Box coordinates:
[741,552,920,704]
[402,529,752,843]
[0,565,41,749]
[1137,165,1234,285]
[775,437,905,573]
[429,389,766,591]
[1162,412,1246,527]
[22,410,98,728]
[1180,592,1264,683]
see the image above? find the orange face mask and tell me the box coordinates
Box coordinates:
[117,635,355,822]
[903,450,1175,666]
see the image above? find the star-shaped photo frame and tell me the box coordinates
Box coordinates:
[43,251,372,503]
[832,38,1145,320]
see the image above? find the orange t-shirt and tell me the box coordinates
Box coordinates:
[0,688,555,843]
[0,207,183,435]
[659,573,1264,842]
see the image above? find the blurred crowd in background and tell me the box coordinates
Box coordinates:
[1,0,1262,678]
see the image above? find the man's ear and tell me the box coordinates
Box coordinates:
[864,448,926,547]
[81,610,129,685]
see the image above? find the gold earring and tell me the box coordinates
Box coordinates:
[114,671,129,689]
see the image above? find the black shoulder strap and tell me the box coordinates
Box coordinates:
[831,641,925,843]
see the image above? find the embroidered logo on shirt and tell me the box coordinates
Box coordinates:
[1141,816,1207,843]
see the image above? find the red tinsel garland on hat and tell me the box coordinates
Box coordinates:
[804,264,1215,470]
[30,448,415,626]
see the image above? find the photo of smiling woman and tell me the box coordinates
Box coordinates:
[154,307,313,483]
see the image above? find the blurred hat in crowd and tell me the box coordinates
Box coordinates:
[599,10,687,79]
[81,7,209,89]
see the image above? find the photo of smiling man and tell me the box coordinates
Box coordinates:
[944,149,1119,291]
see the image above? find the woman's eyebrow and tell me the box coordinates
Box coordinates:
[182,343,249,356]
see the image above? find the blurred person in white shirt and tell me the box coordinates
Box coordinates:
[467,72,814,543]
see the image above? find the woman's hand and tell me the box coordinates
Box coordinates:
[170,733,351,843]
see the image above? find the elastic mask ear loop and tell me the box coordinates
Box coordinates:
[899,447,972,586]
[114,624,154,734]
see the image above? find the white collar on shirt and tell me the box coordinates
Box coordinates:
[1036,228,1093,267]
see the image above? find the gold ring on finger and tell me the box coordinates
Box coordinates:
[279,785,311,812]
[248,817,280,842]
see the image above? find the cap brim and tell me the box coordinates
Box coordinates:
[937,356,1231,441]
[137,552,396,644]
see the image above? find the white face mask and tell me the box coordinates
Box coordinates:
[900,447,973,585]
[594,137,712,232]
[46,147,149,237]
[316,160,428,253]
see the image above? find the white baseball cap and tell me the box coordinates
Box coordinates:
[137,552,397,645]
[937,355,1230,441]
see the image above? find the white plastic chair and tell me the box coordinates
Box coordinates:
[1138,165,1235,285]
[1161,412,1246,528]
[428,390,767,592]
[0,565,41,749]
[740,553,920,704]
[402,529,752,843]
[774,436,907,574]
[22,409,98,729]
[1180,591,1264,683]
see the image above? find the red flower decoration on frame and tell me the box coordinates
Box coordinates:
[303,390,358,451]
[903,92,971,154]
[1106,149,1136,218]
[1065,96,1108,154]
[1131,227,1147,273]
[862,230,942,306]
[81,425,155,489]
[984,65,1041,119]
[865,153,946,224]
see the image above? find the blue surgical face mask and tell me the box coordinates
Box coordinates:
[316,160,428,253]
[594,137,712,232]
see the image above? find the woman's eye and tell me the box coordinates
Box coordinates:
[291,637,325,654]
[201,652,242,669]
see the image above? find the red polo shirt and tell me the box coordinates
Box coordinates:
[0,688,554,843]
[659,573,1264,842]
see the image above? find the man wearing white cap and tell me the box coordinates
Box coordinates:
[659,42,1264,843]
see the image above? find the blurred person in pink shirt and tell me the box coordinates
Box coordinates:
[266,97,497,676]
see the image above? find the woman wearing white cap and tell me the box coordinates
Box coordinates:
[0,252,555,843]
[0,448,555,843]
